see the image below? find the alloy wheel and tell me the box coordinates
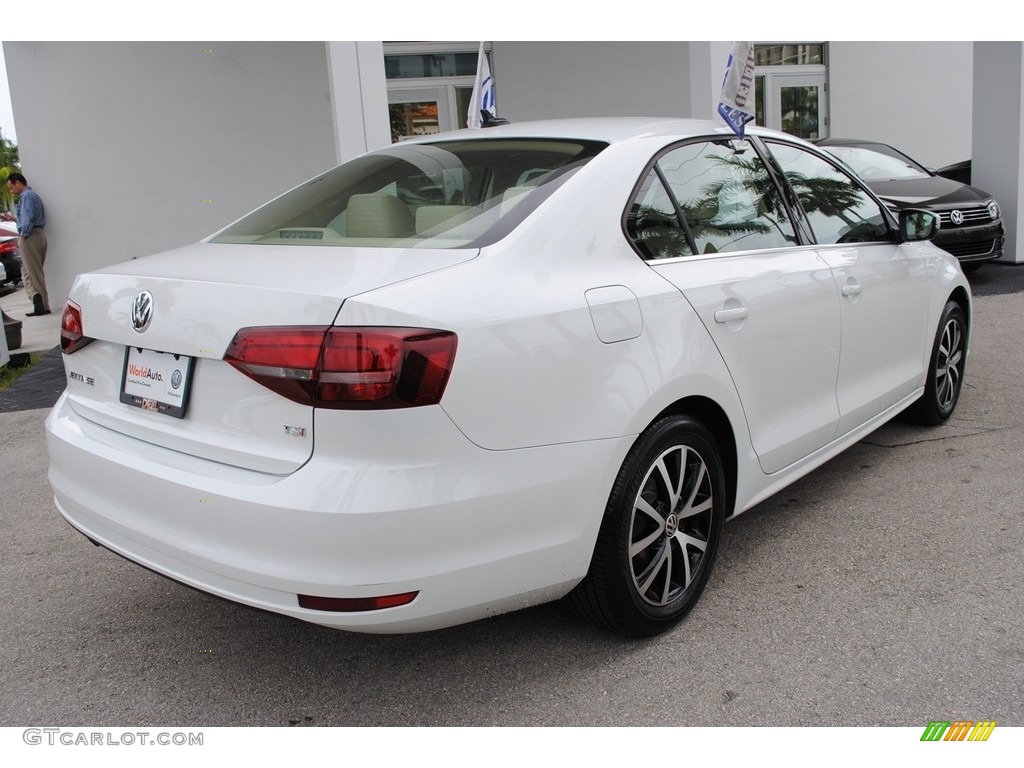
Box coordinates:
[628,444,715,607]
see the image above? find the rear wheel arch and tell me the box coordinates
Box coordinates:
[655,396,737,519]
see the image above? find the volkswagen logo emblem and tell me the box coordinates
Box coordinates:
[950,210,964,226]
[131,291,154,333]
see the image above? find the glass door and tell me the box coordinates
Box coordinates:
[756,72,828,140]
[388,87,453,143]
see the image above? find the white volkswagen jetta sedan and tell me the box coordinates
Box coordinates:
[46,118,970,637]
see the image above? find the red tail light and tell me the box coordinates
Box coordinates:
[60,300,94,354]
[224,326,457,409]
[0,240,17,256]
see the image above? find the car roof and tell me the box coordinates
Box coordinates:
[400,116,805,146]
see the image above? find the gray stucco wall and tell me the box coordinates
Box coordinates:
[972,43,1024,263]
[828,41,973,168]
[4,42,338,304]
[492,42,693,122]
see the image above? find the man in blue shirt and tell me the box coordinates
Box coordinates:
[6,172,50,316]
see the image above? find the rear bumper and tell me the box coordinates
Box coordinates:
[46,392,629,633]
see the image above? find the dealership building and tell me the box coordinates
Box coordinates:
[4,41,1023,303]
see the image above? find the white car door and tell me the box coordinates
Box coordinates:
[763,140,932,435]
[627,138,842,475]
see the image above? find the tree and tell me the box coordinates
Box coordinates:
[0,134,21,215]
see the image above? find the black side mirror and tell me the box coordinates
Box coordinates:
[899,209,939,242]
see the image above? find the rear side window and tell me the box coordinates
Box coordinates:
[627,139,797,260]
[211,139,606,249]
[765,142,892,245]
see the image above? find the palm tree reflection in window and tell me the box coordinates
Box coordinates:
[627,141,891,261]
[626,167,694,260]
[765,141,891,245]
[628,143,797,260]
[676,150,796,254]
[782,170,889,244]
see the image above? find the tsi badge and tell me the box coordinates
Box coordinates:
[131,290,154,333]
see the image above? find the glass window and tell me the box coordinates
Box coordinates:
[384,53,478,79]
[211,139,606,249]
[754,44,824,66]
[765,142,892,246]
[780,84,821,140]
[754,75,766,128]
[626,170,692,260]
[389,101,441,141]
[654,140,797,256]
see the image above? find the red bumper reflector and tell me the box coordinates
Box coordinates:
[298,591,419,612]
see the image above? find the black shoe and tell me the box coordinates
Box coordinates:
[26,293,50,316]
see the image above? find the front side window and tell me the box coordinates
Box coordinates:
[766,142,892,245]
[211,139,606,249]
[627,139,797,260]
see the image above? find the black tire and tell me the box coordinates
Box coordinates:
[570,414,726,638]
[907,300,967,425]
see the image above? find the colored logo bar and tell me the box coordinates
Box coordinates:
[921,721,997,741]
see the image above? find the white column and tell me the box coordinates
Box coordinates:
[972,43,1024,264]
[688,42,734,121]
[326,42,391,163]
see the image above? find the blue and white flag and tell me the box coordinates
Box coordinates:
[467,42,496,129]
[717,42,756,138]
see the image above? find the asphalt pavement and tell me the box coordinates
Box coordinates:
[1,264,1022,727]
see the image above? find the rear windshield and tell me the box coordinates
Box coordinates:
[211,138,607,248]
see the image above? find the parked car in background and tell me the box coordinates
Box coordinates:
[815,138,1002,272]
[0,220,23,288]
[47,118,971,638]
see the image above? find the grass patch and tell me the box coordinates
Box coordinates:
[0,353,42,392]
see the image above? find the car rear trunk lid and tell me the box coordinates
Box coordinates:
[62,242,475,474]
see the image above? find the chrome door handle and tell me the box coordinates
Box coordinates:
[714,307,749,323]
[841,284,862,297]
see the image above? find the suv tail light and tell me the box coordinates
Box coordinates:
[224,326,457,409]
[61,300,94,354]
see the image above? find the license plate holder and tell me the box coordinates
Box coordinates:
[119,346,195,419]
